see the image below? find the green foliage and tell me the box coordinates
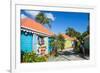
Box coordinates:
[81,32,88,40]
[87,25,89,34]
[35,12,45,24]
[21,51,46,63]
[35,12,52,28]
[22,51,36,62]
[65,27,88,53]
[65,27,81,39]
[73,41,81,53]
[57,34,65,50]
[50,34,65,51]
[81,24,89,40]
[34,56,46,62]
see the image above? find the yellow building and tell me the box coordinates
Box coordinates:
[61,34,75,49]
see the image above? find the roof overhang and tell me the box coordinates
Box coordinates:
[21,26,53,37]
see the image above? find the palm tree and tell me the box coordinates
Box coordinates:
[35,12,52,28]
[65,27,81,38]
[81,25,90,41]
[57,34,65,50]
[50,34,65,52]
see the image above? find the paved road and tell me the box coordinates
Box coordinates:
[48,54,85,61]
[48,48,89,61]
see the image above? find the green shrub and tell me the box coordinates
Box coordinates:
[73,41,81,53]
[21,51,47,63]
[34,56,46,62]
[22,51,36,62]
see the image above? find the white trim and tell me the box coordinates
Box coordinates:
[21,26,52,37]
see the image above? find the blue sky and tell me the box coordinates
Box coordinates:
[21,10,89,34]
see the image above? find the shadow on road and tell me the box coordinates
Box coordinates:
[58,50,89,60]
[58,50,77,55]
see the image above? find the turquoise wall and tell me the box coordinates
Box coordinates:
[21,30,51,54]
[48,38,53,53]
[21,31,33,52]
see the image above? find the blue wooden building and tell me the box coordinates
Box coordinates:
[21,18,54,55]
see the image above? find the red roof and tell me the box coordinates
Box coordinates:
[21,18,54,36]
[61,34,75,41]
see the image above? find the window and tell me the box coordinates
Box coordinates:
[38,36,44,45]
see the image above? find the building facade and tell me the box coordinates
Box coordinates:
[21,18,54,55]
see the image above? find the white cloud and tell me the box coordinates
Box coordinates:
[21,14,27,18]
[45,13,55,21]
[21,10,55,21]
[25,10,40,17]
